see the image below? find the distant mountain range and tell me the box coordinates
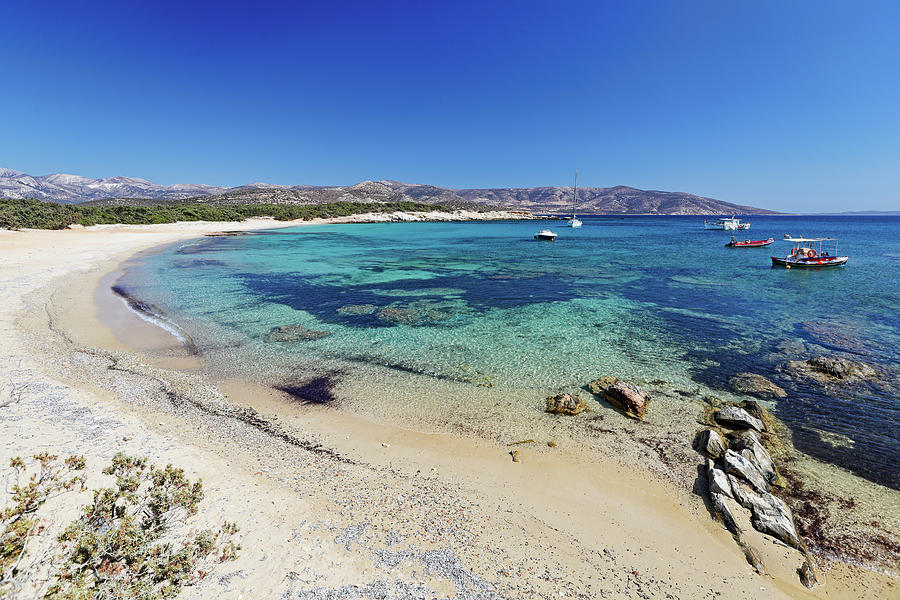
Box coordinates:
[0,167,779,215]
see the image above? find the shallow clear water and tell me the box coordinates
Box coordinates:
[121,215,900,490]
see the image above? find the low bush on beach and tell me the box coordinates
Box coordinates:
[0,197,452,229]
[0,452,239,599]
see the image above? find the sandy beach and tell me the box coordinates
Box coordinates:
[1,215,897,600]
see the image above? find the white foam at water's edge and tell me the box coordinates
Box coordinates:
[116,294,192,346]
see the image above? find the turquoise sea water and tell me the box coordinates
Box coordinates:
[120,216,900,490]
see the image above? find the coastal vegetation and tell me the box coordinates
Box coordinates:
[0,453,238,599]
[0,198,453,230]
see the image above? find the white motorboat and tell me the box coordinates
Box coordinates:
[534,229,558,241]
[704,216,750,230]
[566,170,583,227]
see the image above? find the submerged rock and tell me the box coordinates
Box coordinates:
[723,449,770,493]
[337,303,378,316]
[779,354,878,384]
[586,375,619,396]
[695,429,727,459]
[800,319,871,356]
[807,355,876,379]
[376,301,458,325]
[377,306,424,325]
[264,324,331,343]
[604,381,650,420]
[729,372,787,399]
[545,393,588,416]
[714,406,765,432]
[702,395,724,407]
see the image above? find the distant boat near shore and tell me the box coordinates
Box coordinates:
[565,171,583,228]
[704,216,751,230]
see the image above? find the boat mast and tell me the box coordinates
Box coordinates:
[572,169,578,218]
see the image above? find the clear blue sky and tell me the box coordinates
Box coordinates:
[2,0,898,210]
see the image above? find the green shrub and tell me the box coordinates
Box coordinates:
[0,197,452,229]
[0,453,239,599]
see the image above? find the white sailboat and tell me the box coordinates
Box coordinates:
[566,170,583,228]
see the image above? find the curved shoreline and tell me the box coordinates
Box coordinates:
[1,218,897,599]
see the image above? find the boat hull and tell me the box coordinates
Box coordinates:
[771,256,848,268]
[704,222,751,230]
[534,235,556,241]
[726,238,774,247]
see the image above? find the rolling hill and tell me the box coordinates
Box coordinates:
[0,168,779,214]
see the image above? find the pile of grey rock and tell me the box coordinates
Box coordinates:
[695,402,819,589]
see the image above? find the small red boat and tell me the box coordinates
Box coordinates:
[726,237,774,248]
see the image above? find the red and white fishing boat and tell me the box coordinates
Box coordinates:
[726,236,774,248]
[771,237,848,268]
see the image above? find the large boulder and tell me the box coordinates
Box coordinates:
[723,449,770,493]
[730,431,777,484]
[545,393,588,416]
[604,381,651,420]
[694,429,727,459]
[586,375,619,396]
[751,493,802,549]
[729,372,787,398]
[706,459,733,498]
[714,406,765,432]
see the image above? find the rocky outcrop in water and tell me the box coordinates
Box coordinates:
[586,375,619,396]
[779,355,877,383]
[714,406,765,432]
[264,324,331,342]
[729,372,787,398]
[545,393,588,416]
[603,381,651,420]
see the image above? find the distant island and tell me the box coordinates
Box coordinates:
[1,167,779,215]
[815,210,900,216]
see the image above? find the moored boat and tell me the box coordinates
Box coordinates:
[704,216,751,230]
[534,229,558,241]
[566,170,583,228]
[726,237,774,248]
[772,237,848,268]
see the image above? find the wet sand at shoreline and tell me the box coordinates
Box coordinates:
[1,218,897,599]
